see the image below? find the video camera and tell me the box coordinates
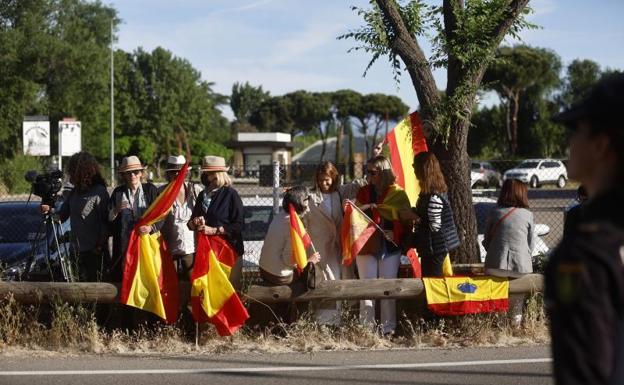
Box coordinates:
[25,170,64,206]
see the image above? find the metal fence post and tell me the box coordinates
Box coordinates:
[272,160,280,215]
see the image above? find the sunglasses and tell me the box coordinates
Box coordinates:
[123,170,142,176]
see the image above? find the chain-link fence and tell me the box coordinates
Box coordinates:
[0,159,579,279]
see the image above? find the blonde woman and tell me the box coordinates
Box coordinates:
[188,156,244,290]
[354,155,411,335]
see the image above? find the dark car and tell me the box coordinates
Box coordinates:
[0,201,76,281]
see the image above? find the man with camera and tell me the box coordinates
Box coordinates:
[40,151,110,282]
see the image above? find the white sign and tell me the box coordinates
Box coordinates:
[59,120,81,156]
[23,120,50,156]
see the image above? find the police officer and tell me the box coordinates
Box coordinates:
[545,73,624,385]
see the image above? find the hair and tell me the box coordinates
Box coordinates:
[314,161,340,192]
[283,185,309,214]
[497,179,529,208]
[413,152,447,194]
[367,155,396,191]
[67,151,106,191]
[201,170,232,188]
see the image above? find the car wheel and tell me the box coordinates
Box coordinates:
[557,175,566,188]
[530,176,539,188]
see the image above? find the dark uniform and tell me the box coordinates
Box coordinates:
[545,189,624,385]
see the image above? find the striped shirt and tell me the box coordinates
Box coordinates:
[428,194,443,232]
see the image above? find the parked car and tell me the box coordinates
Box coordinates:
[0,201,76,281]
[503,159,568,188]
[471,161,503,188]
[473,196,550,262]
[241,196,277,271]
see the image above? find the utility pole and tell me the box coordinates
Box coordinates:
[110,18,115,186]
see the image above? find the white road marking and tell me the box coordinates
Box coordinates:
[0,358,552,376]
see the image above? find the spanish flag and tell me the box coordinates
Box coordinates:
[340,201,377,266]
[386,111,428,206]
[288,203,312,272]
[120,163,189,323]
[423,276,509,316]
[386,111,453,277]
[191,234,249,336]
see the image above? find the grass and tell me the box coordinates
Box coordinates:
[0,294,548,356]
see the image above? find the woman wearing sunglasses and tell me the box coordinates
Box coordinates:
[108,155,160,282]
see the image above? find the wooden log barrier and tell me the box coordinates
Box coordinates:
[0,274,544,304]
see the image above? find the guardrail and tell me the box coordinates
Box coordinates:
[0,274,543,305]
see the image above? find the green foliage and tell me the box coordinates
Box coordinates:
[0,154,44,194]
[0,1,229,169]
[230,82,270,125]
[188,140,233,166]
[468,105,506,158]
[338,1,428,82]
[293,134,320,155]
[558,59,601,109]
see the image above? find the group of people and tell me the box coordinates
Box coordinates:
[259,152,467,335]
[42,153,245,291]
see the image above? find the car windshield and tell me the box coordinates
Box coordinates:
[243,206,273,241]
[471,163,481,170]
[0,204,42,243]
[516,161,540,169]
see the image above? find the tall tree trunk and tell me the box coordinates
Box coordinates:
[510,92,520,156]
[318,125,327,161]
[347,122,355,179]
[335,122,344,164]
[431,116,480,263]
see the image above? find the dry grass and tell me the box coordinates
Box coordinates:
[0,294,548,357]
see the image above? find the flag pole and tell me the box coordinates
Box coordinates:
[344,199,398,247]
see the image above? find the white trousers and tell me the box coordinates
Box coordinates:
[356,252,400,334]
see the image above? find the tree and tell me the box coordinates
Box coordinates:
[483,45,561,156]
[332,89,363,169]
[363,93,409,157]
[230,81,269,135]
[340,0,534,263]
[114,47,228,171]
[558,59,601,109]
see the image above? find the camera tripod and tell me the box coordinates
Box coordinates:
[21,211,77,282]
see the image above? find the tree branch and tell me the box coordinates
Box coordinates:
[468,0,530,88]
[443,0,464,93]
[375,0,440,116]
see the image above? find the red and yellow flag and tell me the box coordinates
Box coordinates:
[191,234,249,336]
[120,163,189,323]
[288,203,312,272]
[386,111,428,206]
[423,276,509,316]
[386,111,453,277]
[340,201,377,266]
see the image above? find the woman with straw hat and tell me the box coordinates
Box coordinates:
[108,155,161,282]
[188,155,244,290]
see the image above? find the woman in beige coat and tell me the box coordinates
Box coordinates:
[307,161,364,324]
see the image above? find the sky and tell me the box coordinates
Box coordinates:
[107,0,624,120]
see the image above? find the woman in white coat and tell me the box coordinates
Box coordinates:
[307,161,364,324]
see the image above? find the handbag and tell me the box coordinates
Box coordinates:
[482,207,517,250]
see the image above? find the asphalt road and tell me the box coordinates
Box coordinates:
[0,345,552,385]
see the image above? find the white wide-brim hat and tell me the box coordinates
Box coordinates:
[200,155,229,172]
[118,156,145,173]
[164,155,191,171]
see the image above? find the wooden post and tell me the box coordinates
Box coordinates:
[0,275,544,305]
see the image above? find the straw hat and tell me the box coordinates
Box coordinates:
[118,156,145,173]
[200,155,229,172]
[164,155,190,171]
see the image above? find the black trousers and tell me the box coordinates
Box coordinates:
[421,252,446,277]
